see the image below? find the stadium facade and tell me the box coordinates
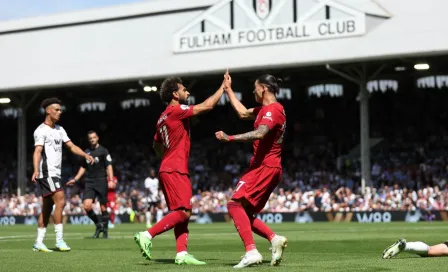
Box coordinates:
[0,0,447,91]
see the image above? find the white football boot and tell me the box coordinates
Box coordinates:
[233,249,263,269]
[270,235,288,266]
[382,238,406,259]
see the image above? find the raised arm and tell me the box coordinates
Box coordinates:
[226,88,257,120]
[190,69,235,116]
[191,86,225,116]
[224,71,257,120]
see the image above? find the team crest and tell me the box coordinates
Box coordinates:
[253,0,272,20]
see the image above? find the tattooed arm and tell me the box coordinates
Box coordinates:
[215,125,270,142]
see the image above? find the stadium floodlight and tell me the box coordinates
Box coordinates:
[414,63,430,70]
[0,98,11,104]
[394,66,406,71]
[143,86,152,92]
[128,88,138,93]
[151,86,158,92]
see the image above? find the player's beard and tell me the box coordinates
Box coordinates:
[179,97,188,105]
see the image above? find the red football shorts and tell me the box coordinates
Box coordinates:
[159,171,192,211]
[232,164,282,214]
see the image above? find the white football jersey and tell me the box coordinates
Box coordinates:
[144,177,159,202]
[33,123,70,179]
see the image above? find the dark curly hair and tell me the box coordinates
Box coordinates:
[160,77,182,103]
[41,97,62,109]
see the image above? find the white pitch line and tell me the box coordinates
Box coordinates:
[1,225,447,241]
[0,233,85,240]
[0,235,36,240]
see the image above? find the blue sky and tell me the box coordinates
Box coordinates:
[0,0,150,21]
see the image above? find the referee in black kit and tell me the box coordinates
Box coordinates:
[67,130,114,238]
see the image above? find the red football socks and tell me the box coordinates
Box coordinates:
[148,210,189,238]
[250,217,276,242]
[174,220,189,253]
[109,211,116,226]
[227,201,256,252]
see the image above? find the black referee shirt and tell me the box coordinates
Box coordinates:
[82,145,112,181]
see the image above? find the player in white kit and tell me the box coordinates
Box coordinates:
[32,98,94,252]
[144,168,162,227]
[383,238,448,259]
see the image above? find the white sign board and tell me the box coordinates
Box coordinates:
[173,0,374,53]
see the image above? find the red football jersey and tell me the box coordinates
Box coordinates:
[250,102,286,168]
[154,104,194,174]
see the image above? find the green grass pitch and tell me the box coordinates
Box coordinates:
[0,222,447,271]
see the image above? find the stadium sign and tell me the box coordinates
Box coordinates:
[0,216,16,225]
[173,0,391,53]
[69,215,95,225]
[256,213,283,223]
[356,212,392,223]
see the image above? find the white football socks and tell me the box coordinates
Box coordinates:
[54,224,63,243]
[405,242,429,256]
[143,231,153,239]
[176,251,188,257]
[36,228,46,244]
[146,211,151,225]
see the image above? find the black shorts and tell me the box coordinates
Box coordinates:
[83,180,108,204]
[36,177,64,197]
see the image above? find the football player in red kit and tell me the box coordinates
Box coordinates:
[215,73,288,268]
[134,70,229,265]
[107,176,117,228]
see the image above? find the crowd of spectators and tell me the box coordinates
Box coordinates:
[1,140,448,216]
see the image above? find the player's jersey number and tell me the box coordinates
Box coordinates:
[160,125,170,148]
[235,181,246,192]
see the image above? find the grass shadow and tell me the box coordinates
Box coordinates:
[47,248,70,252]
[300,265,393,272]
